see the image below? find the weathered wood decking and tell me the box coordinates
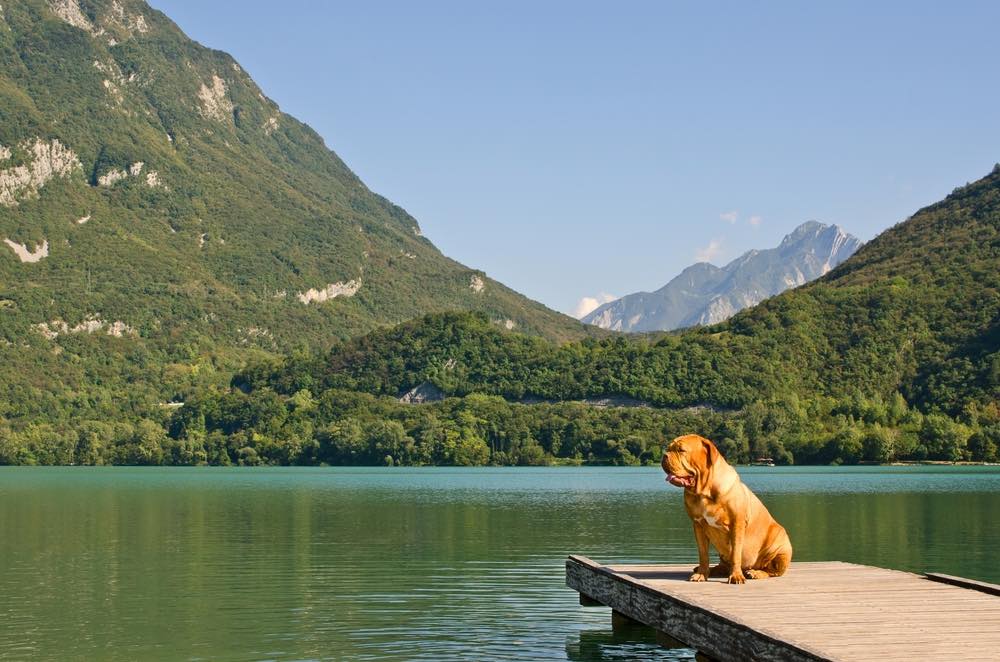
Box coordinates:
[566,555,1000,661]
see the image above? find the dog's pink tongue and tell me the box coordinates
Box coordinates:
[667,474,688,488]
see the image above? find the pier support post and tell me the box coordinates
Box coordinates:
[611,610,641,630]
[655,630,687,649]
[579,593,603,606]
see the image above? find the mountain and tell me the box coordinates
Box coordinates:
[315,165,998,414]
[0,0,588,425]
[185,166,999,467]
[1,1,997,467]
[582,222,863,332]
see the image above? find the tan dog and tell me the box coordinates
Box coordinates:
[662,434,792,584]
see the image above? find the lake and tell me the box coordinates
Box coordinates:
[1,466,998,661]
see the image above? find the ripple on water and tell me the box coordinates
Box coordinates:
[1,466,998,661]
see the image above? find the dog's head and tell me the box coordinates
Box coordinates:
[661,434,719,491]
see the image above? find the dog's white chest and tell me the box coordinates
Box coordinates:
[702,513,723,529]
[691,500,726,530]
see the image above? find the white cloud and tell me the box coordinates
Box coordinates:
[573,292,617,319]
[748,215,762,227]
[695,238,724,263]
[720,211,738,224]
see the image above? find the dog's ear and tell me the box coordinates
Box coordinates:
[701,437,718,466]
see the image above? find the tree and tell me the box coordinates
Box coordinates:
[0,425,28,465]
[75,421,114,465]
[862,425,896,463]
[919,414,971,461]
[825,428,863,465]
[113,420,166,465]
[968,426,1000,463]
[369,420,412,466]
[318,419,368,465]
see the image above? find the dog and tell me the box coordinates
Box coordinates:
[662,434,792,584]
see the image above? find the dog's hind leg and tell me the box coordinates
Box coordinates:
[750,552,791,579]
[745,551,791,579]
[766,551,791,577]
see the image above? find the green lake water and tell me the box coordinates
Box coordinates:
[1,466,998,661]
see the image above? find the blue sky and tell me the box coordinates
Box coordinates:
[151,1,1000,317]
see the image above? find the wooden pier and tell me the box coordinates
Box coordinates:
[566,555,1000,661]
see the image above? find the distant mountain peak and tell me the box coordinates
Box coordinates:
[781,220,844,245]
[581,222,863,332]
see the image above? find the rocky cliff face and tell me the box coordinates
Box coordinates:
[0,0,592,425]
[0,0,586,352]
[582,222,862,332]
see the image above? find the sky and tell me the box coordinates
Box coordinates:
[150,0,1000,317]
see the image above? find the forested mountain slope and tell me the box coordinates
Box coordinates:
[2,2,996,467]
[259,166,1000,414]
[0,0,586,428]
[189,166,999,467]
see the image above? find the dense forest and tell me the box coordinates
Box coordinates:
[0,1,996,467]
[0,0,590,448]
[3,166,997,466]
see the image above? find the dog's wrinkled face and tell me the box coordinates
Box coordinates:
[661,434,715,490]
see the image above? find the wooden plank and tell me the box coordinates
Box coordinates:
[566,555,1000,662]
[738,612,1000,624]
[775,624,1000,638]
[925,572,1000,596]
[667,597,1000,609]
[813,641,994,660]
[566,555,832,662]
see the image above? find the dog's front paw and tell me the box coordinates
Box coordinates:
[727,572,746,585]
[689,572,708,582]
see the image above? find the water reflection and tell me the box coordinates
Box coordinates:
[566,626,694,661]
[0,466,998,661]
